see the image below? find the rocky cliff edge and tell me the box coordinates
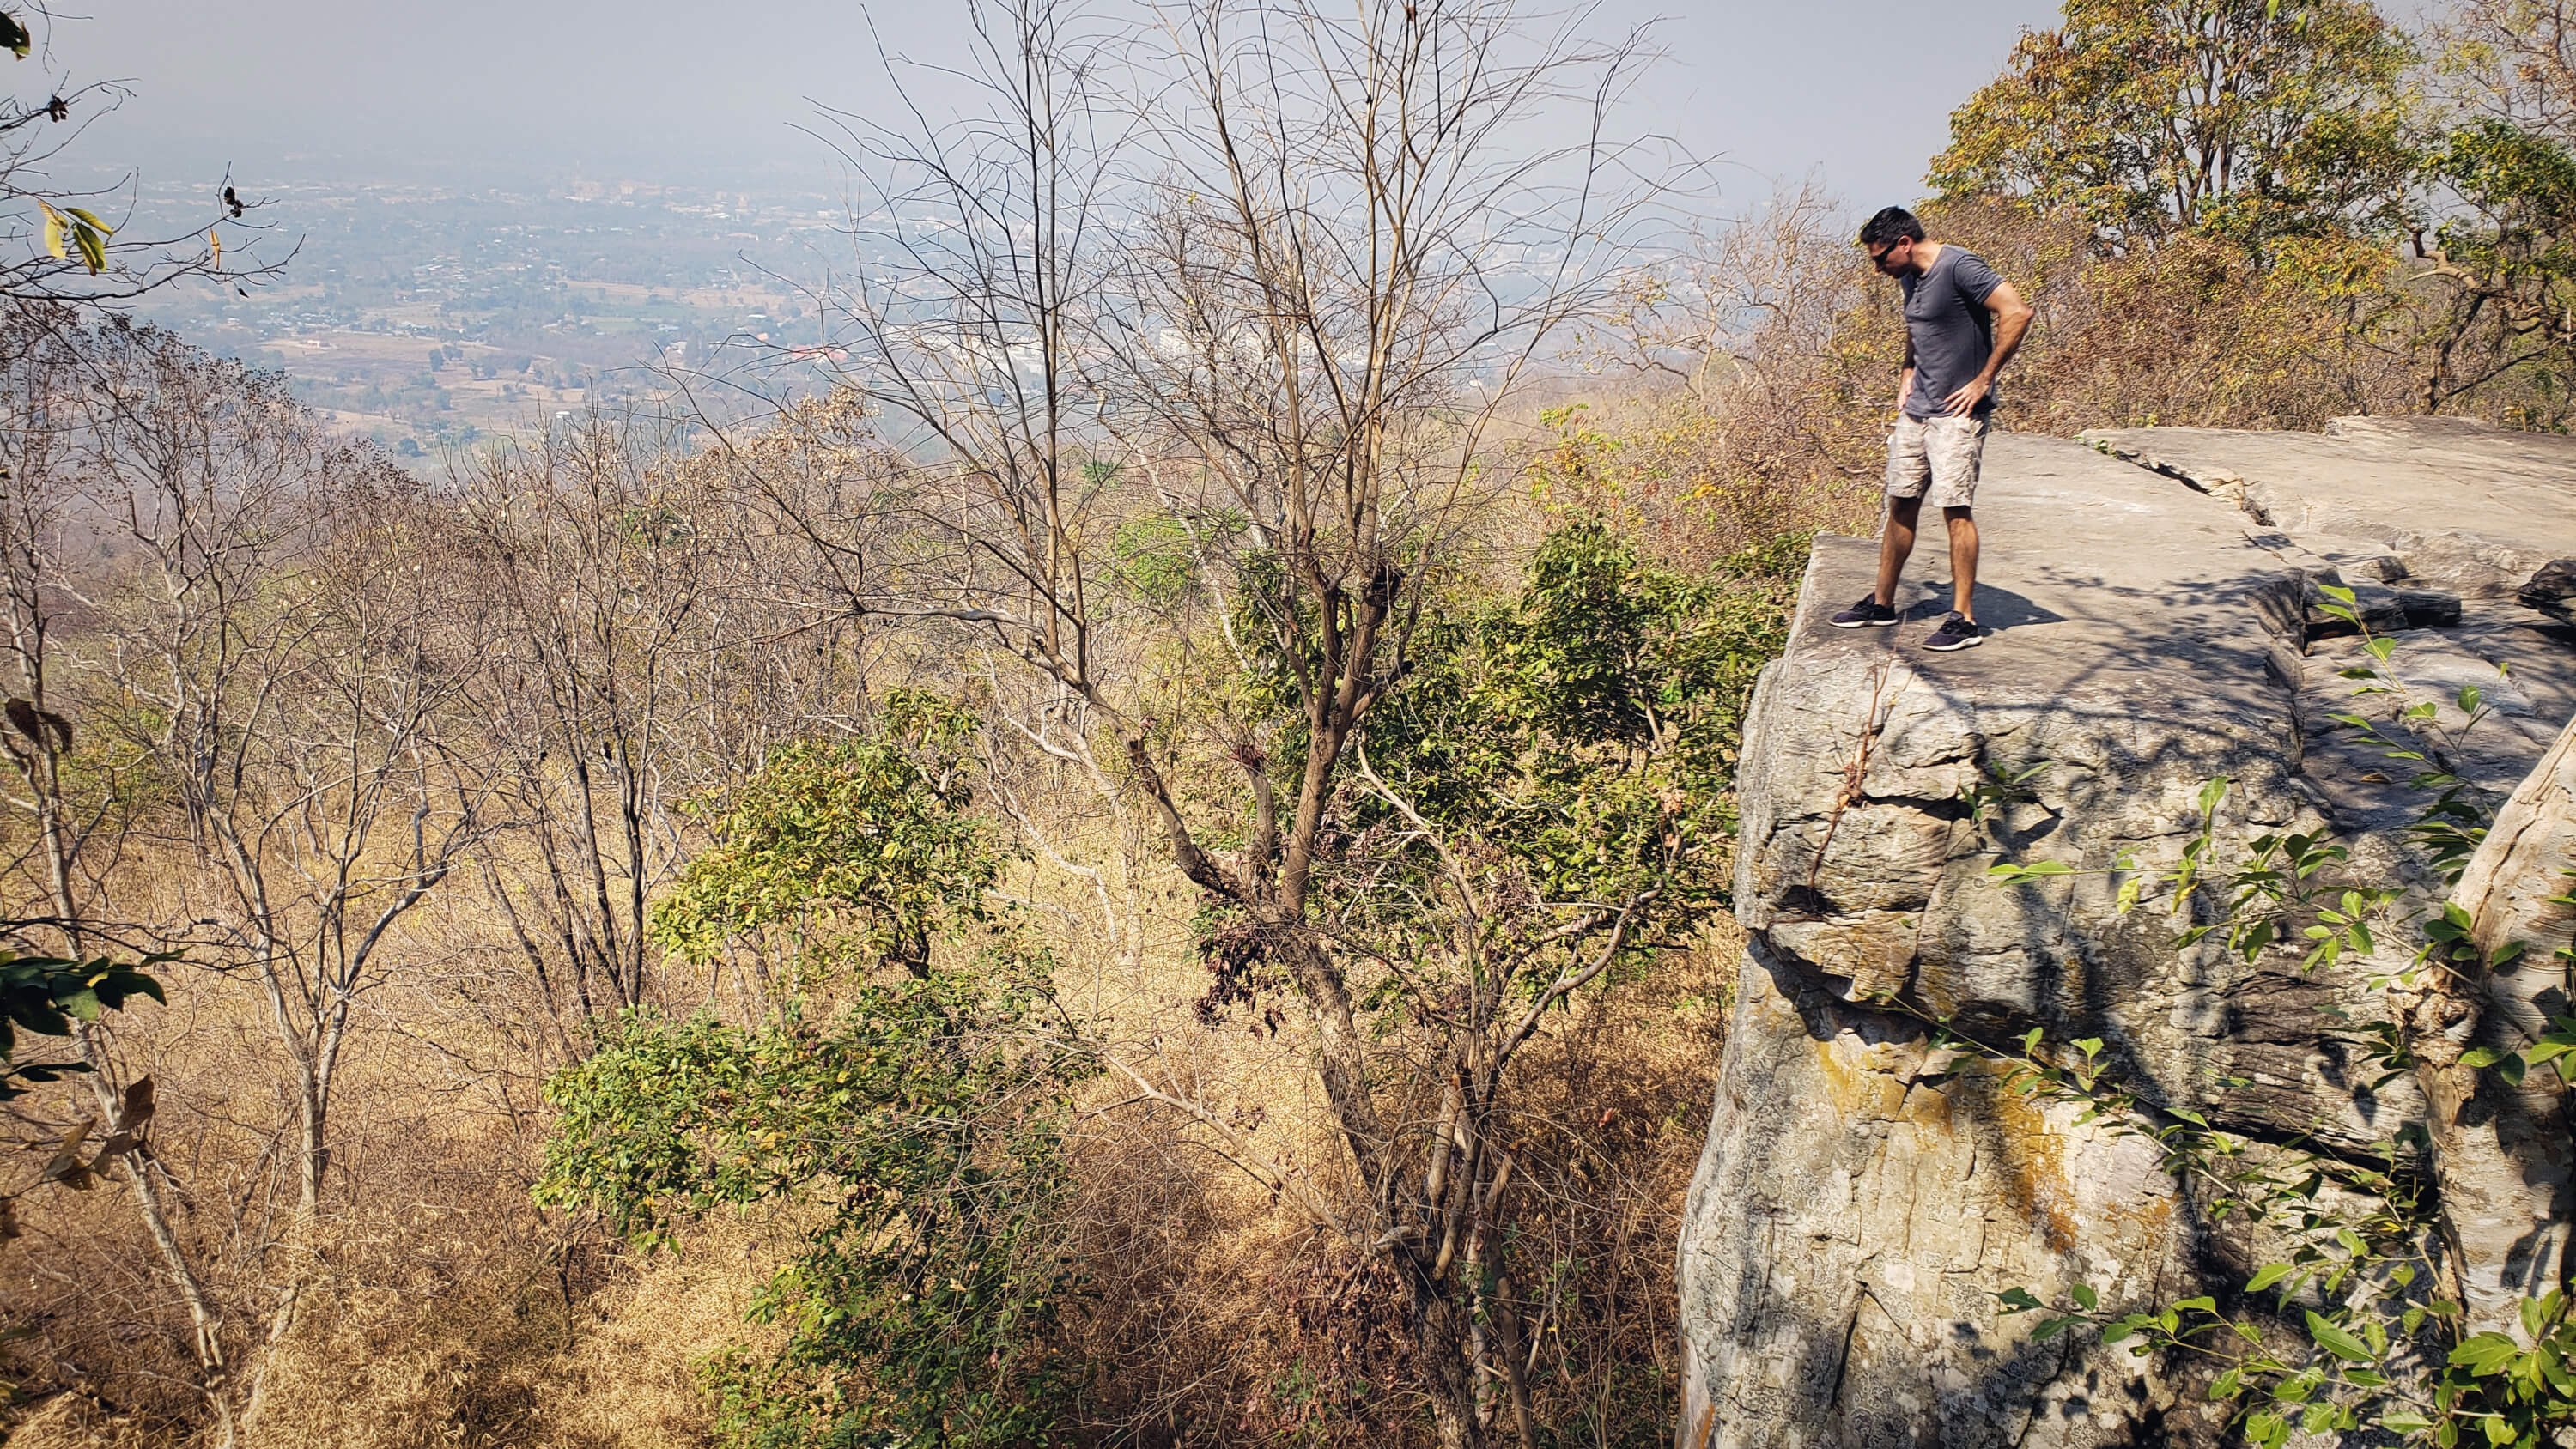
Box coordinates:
[1675,421,2576,1448]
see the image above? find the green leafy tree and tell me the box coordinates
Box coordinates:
[649,697,1008,980]
[540,706,1092,1449]
[2394,0,2576,412]
[1349,520,1785,922]
[2410,120,2576,411]
[1192,520,1792,1440]
[1929,0,2417,251]
[539,963,1091,1449]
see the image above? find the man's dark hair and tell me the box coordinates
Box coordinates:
[1858,207,1925,249]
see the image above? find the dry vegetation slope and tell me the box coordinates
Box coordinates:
[3,194,2560,1449]
[14,0,2576,1439]
[0,290,1766,1446]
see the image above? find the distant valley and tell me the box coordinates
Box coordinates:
[124,177,850,459]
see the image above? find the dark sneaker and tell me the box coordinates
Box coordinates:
[1829,594,1899,628]
[1923,612,1983,651]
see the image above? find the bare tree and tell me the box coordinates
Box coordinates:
[1558,178,1893,555]
[0,305,234,1436]
[452,402,920,1040]
[457,421,732,1029]
[765,2,1666,1440]
[24,318,501,1430]
[0,8,281,305]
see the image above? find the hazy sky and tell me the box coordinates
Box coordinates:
[49,0,2062,206]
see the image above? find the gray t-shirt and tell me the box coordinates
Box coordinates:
[1899,246,2004,420]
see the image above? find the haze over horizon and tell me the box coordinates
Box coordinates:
[52,0,2059,213]
[3,0,2075,462]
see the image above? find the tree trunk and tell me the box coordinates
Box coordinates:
[36,760,235,1440]
[71,1029,234,1442]
[1408,1276,1484,1449]
[2404,712,2576,1338]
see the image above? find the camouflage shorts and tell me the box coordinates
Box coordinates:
[1886,414,1989,510]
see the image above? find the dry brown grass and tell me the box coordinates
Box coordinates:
[1047,920,1741,1446]
[229,1210,797,1449]
[0,774,1734,1449]
[13,1207,799,1449]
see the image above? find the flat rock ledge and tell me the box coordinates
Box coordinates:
[1675,423,2576,1449]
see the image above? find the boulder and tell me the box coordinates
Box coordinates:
[2396,587,2462,628]
[2518,559,2576,606]
[2523,559,2576,624]
[1676,429,2576,1449]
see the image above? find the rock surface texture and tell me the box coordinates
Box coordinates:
[1675,421,2576,1449]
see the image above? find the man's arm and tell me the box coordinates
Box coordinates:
[1899,334,1917,419]
[1940,279,2034,418]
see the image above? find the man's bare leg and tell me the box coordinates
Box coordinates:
[1945,506,1978,623]
[1875,494,1923,608]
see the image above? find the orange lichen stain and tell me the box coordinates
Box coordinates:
[1813,1038,1929,1121]
[1898,1081,1955,1130]
[2130,1194,2175,1236]
[1814,1037,1867,1115]
[1985,1070,2081,1253]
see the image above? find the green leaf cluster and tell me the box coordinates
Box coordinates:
[0,949,166,1101]
[538,953,1092,1448]
[35,203,112,276]
[2432,1289,2576,1446]
[2002,1270,2576,1446]
[650,701,1005,979]
[1929,0,2416,252]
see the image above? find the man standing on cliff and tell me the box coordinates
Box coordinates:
[1831,207,2034,650]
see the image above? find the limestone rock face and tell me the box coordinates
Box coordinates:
[1675,429,2576,1449]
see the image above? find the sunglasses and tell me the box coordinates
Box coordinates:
[1868,242,1905,271]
